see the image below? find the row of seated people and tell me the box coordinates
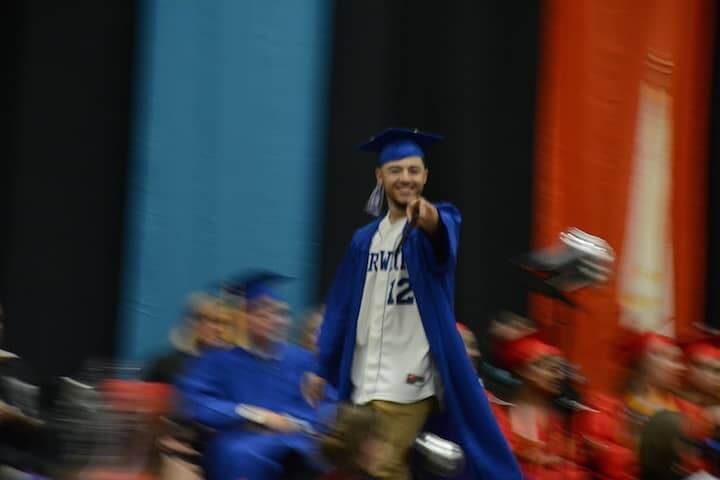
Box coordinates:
[144,284,719,480]
[461,313,720,480]
[143,279,335,480]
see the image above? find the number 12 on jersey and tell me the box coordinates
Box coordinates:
[387,278,415,305]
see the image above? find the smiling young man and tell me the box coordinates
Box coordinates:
[303,128,521,479]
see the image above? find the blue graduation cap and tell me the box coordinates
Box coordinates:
[217,270,291,302]
[359,128,444,165]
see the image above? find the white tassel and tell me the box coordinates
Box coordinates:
[364,183,385,217]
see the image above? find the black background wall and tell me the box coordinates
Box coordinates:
[1,1,136,381]
[318,1,542,337]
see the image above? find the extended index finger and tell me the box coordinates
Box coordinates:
[407,197,420,224]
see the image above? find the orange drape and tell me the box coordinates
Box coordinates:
[532,0,713,391]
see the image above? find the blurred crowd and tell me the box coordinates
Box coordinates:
[0,283,717,480]
[480,313,720,480]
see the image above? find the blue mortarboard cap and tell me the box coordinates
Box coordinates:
[359,128,444,165]
[218,271,290,302]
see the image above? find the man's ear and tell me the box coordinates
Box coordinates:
[375,167,382,184]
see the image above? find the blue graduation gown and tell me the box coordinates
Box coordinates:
[177,344,336,480]
[316,202,522,479]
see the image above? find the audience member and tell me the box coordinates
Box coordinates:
[680,338,720,413]
[143,293,235,384]
[492,336,590,479]
[177,272,337,480]
[619,333,701,436]
[581,331,710,479]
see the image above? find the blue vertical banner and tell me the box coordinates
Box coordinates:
[120,0,333,360]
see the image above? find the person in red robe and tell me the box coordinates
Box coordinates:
[679,338,720,475]
[583,331,712,479]
[680,338,720,412]
[492,336,591,480]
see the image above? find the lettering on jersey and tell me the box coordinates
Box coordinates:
[387,278,414,305]
[367,250,407,272]
[379,251,392,271]
[368,250,415,305]
[368,253,379,272]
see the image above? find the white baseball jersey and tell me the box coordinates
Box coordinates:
[351,214,436,405]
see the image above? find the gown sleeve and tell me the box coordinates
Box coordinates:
[415,202,461,275]
[176,351,245,430]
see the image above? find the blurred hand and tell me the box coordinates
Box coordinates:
[406,197,439,234]
[301,372,326,407]
[253,408,302,433]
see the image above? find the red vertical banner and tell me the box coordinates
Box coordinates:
[532,0,713,391]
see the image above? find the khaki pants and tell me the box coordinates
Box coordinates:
[367,397,435,480]
[159,455,203,480]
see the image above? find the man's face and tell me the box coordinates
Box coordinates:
[195,304,232,348]
[524,355,565,396]
[247,296,290,346]
[376,156,428,209]
[645,342,685,391]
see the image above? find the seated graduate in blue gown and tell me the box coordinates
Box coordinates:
[177,272,337,480]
